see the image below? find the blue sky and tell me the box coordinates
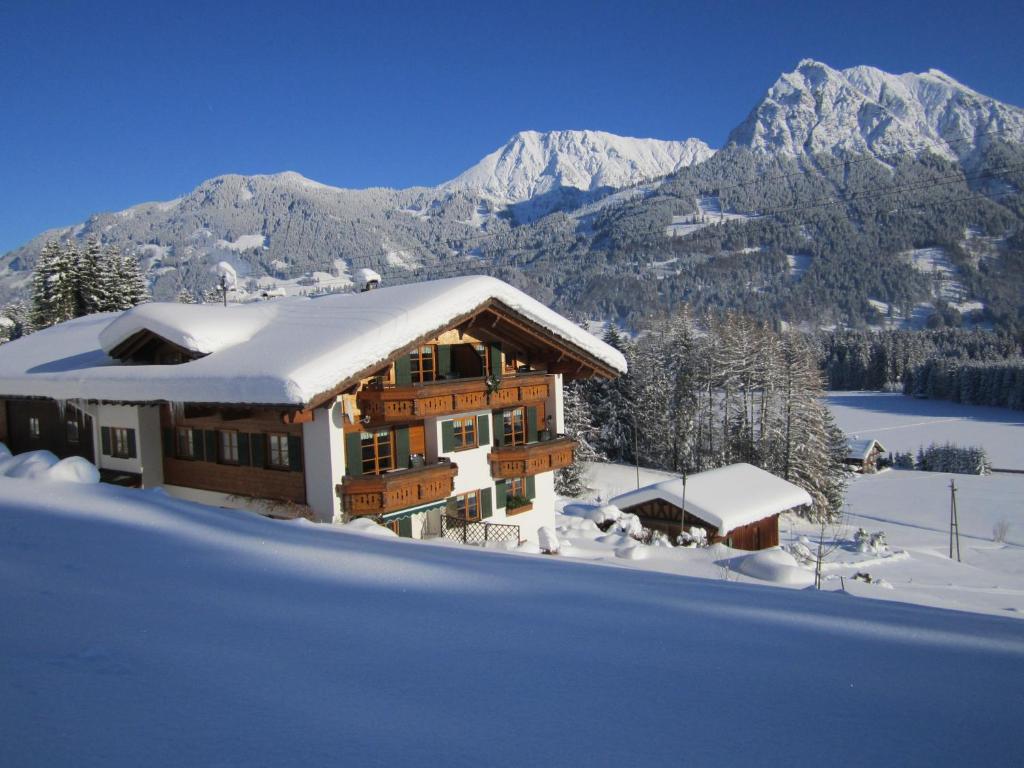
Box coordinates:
[1,0,1021,253]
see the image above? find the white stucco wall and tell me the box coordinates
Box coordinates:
[302,400,345,523]
[91,404,142,475]
[137,406,164,487]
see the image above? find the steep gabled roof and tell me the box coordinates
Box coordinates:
[846,437,886,462]
[0,276,626,407]
[611,463,811,534]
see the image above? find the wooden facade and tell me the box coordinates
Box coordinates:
[159,406,307,505]
[618,497,779,551]
[357,372,551,426]
[337,461,458,516]
[2,398,94,463]
[489,437,576,479]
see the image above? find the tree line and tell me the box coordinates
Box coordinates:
[558,311,848,522]
[0,239,148,342]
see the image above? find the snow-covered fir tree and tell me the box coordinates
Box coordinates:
[73,238,103,316]
[555,381,603,497]
[31,241,78,328]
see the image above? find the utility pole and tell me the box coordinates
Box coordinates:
[631,412,640,489]
[679,472,687,542]
[949,479,961,562]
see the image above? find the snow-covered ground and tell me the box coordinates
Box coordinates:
[2,472,1023,766]
[827,390,1024,468]
[664,195,759,237]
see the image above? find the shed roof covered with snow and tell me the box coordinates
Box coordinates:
[610,463,812,534]
[846,437,886,462]
[0,276,627,407]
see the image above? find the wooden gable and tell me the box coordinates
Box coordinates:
[107,329,205,365]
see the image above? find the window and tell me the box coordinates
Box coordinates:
[176,427,198,459]
[474,343,490,374]
[268,433,290,469]
[219,430,239,464]
[361,430,393,474]
[508,477,527,498]
[503,407,526,445]
[409,345,436,383]
[28,417,40,439]
[111,428,132,459]
[454,491,480,521]
[66,419,80,443]
[452,416,477,450]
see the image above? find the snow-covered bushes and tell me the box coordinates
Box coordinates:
[915,443,991,475]
[0,445,100,483]
[854,528,888,554]
[538,527,560,554]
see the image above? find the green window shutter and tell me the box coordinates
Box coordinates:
[238,433,251,466]
[394,354,412,385]
[251,434,266,469]
[481,487,493,519]
[525,475,536,500]
[441,420,455,452]
[288,435,303,471]
[204,430,218,462]
[492,412,504,446]
[477,414,490,445]
[162,428,173,458]
[496,479,508,508]
[437,345,452,378]
[395,426,410,469]
[127,429,137,459]
[100,426,111,455]
[489,343,502,379]
[398,516,413,538]
[527,406,538,443]
[345,431,362,476]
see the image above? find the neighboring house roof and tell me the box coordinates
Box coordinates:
[0,276,627,408]
[610,463,812,534]
[846,437,886,462]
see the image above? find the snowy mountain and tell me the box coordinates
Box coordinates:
[443,129,714,204]
[727,59,1024,165]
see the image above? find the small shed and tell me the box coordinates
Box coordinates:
[845,437,886,474]
[610,463,812,550]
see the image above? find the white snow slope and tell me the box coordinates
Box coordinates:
[1,476,1023,766]
[443,130,714,204]
[728,59,1024,164]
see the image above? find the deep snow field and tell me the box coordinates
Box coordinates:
[2,391,1024,765]
[2,475,1023,767]
[827,390,1024,468]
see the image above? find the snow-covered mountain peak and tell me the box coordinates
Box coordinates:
[443,129,715,204]
[728,60,1024,165]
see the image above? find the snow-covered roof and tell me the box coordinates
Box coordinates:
[610,463,812,534]
[0,276,627,407]
[847,438,886,461]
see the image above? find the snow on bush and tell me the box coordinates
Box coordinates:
[611,513,644,538]
[0,442,11,460]
[678,526,708,547]
[46,457,100,484]
[854,528,888,554]
[615,543,650,560]
[589,503,623,526]
[538,527,560,554]
[735,549,814,586]
[1,450,59,479]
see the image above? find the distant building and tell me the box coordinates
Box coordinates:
[611,463,812,550]
[0,276,625,544]
[845,437,887,474]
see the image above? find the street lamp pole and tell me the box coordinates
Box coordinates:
[631,412,640,489]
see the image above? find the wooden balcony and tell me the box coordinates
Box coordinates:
[357,372,552,424]
[489,436,577,479]
[337,461,458,517]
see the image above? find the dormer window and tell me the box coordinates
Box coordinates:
[106,329,204,365]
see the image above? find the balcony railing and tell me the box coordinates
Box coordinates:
[489,436,576,479]
[337,461,458,517]
[356,372,552,424]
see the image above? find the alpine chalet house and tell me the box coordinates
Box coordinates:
[0,276,626,543]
